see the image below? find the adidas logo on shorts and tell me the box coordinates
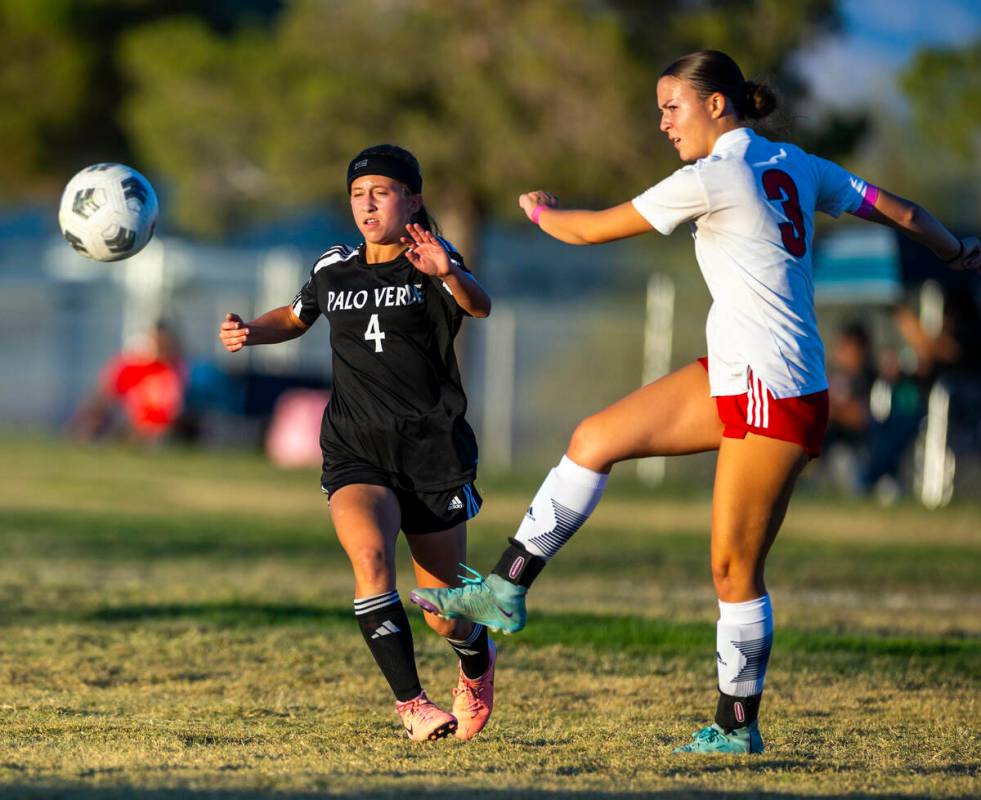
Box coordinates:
[447,495,464,511]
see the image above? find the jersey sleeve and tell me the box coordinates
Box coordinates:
[290,269,321,327]
[631,165,711,235]
[812,155,874,218]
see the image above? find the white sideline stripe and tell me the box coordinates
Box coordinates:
[747,373,770,429]
[761,376,770,428]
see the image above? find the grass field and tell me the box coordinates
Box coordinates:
[0,437,978,799]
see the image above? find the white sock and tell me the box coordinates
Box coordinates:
[513,456,608,559]
[716,594,773,697]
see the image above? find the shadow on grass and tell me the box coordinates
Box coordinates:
[90,602,353,627]
[0,787,975,800]
[68,602,981,674]
[3,507,981,594]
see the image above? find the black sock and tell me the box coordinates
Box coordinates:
[715,689,762,732]
[491,538,548,588]
[447,623,490,679]
[354,591,422,703]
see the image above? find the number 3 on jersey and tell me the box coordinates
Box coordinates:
[762,169,806,257]
[365,313,386,353]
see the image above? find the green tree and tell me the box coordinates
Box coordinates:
[850,39,980,228]
[0,0,284,203]
[120,0,651,255]
[902,39,980,161]
[120,0,858,252]
[0,0,89,199]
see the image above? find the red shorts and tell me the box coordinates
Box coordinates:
[697,357,829,458]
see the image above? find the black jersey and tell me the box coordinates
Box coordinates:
[291,241,478,492]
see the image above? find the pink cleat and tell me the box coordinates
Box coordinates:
[452,638,497,740]
[395,690,457,741]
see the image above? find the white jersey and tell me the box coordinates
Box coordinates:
[632,127,873,398]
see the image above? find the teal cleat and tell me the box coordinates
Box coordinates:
[672,721,764,754]
[410,566,528,634]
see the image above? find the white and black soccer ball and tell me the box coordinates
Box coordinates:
[58,163,159,262]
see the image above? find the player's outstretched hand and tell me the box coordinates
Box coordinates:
[402,223,451,276]
[518,190,559,221]
[949,236,980,273]
[219,312,249,352]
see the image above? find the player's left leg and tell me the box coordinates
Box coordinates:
[674,433,808,754]
[408,524,496,740]
[330,484,456,741]
[411,362,722,632]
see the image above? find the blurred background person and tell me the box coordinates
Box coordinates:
[823,321,877,491]
[879,280,981,496]
[70,319,186,443]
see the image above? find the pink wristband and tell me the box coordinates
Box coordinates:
[530,204,548,225]
[853,184,879,219]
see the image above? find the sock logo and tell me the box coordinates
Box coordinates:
[731,636,772,684]
[508,556,526,580]
[716,651,728,666]
[525,506,536,521]
[448,495,464,511]
[371,620,401,639]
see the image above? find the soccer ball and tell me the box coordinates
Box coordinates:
[58,163,159,262]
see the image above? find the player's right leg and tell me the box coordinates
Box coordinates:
[674,432,808,754]
[330,483,456,740]
[411,362,723,632]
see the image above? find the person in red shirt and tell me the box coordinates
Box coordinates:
[72,321,186,441]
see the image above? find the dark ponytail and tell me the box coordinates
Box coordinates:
[662,50,778,121]
[412,203,440,235]
[742,80,778,120]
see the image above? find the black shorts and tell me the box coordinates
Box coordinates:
[321,464,482,535]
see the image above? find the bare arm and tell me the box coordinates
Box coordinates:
[218,306,309,353]
[518,191,654,245]
[438,263,492,318]
[862,188,979,270]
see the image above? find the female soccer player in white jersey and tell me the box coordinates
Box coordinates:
[411,51,980,753]
[219,145,498,742]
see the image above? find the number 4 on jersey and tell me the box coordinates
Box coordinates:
[365,313,386,353]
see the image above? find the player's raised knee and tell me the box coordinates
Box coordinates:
[567,415,613,472]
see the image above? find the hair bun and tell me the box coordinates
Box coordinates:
[743,80,778,119]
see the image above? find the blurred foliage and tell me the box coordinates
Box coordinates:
[3,0,866,249]
[116,0,846,251]
[0,0,282,201]
[0,0,89,198]
[902,38,980,161]
[845,38,981,229]
[119,0,652,251]
[611,0,864,156]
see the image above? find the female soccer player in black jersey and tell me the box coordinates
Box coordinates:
[218,145,495,742]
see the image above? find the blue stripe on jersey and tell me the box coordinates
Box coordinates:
[436,236,458,254]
